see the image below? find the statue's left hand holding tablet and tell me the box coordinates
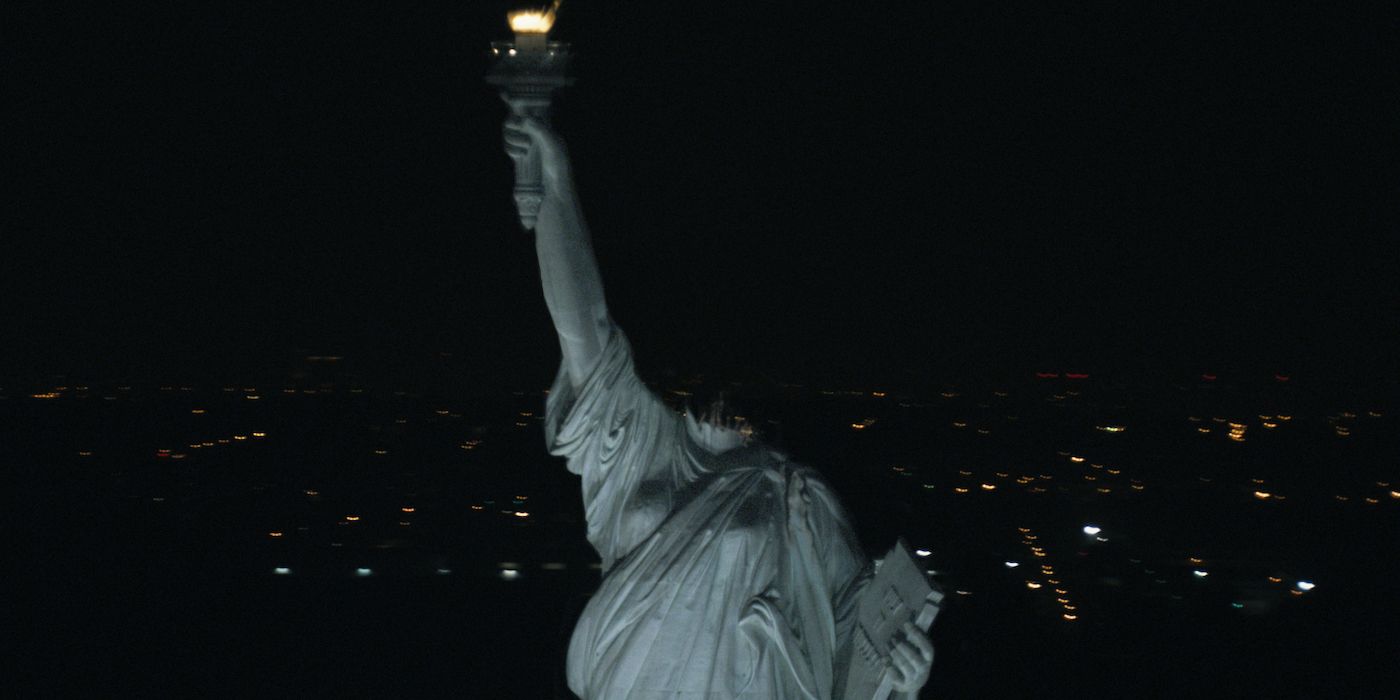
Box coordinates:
[887,620,934,697]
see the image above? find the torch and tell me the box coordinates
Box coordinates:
[486,1,574,231]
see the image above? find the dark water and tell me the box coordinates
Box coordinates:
[9,375,1399,697]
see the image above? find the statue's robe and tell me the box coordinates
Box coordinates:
[547,322,871,699]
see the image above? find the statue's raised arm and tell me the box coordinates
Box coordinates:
[504,114,688,575]
[504,114,610,392]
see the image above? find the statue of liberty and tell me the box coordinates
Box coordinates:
[503,114,936,699]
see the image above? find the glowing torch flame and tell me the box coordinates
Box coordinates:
[509,0,562,34]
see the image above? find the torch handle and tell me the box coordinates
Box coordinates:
[507,97,552,231]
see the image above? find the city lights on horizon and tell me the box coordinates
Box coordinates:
[17,369,1382,653]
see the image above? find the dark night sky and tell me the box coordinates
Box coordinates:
[5,2,1397,388]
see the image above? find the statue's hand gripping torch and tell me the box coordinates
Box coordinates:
[487,2,574,231]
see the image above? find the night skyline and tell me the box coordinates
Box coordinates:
[9,5,1400,695]
[6,2,1396,387]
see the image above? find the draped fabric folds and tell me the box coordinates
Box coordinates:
[546,322,871,699]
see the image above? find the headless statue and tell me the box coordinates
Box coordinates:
[503,115,935,699]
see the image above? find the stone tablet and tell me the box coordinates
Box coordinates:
[841,539,943,700]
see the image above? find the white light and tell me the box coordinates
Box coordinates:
[1004,561,1020,568]
[273,567,291,575]
[435,568,452,575]
[500,568,520,581]
[915,549,932,558]
[1095,536,1109,542]
[1296,580,1315,591]
[356,567,373,577]
[1193,570,1209,578]
[1082,525,1101,536]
